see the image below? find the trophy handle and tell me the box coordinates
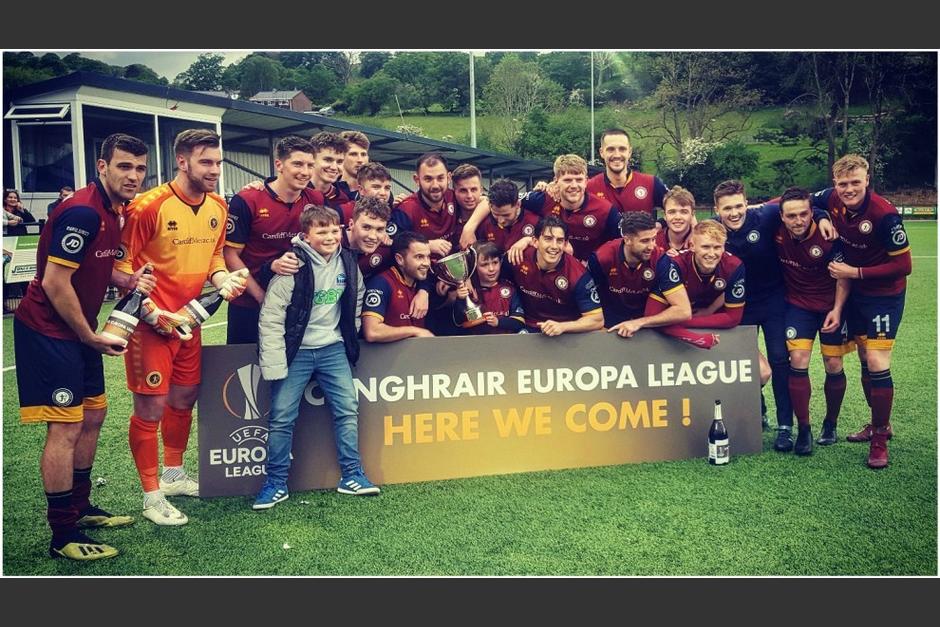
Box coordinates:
[465,245,478,280]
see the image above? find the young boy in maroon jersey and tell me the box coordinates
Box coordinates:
[449,241,525,334]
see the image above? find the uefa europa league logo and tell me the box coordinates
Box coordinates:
[432,247,487,328]
[222,364,269,420]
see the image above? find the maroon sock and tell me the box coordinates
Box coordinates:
[823,370,847,425]
[657,325,717,349]
[46,490,78,541]
[788,367,811,426]
[860,364,872,408]
[869,369,893,428]
[71,467,92,514]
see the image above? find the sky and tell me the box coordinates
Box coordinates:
[47,51,252,81]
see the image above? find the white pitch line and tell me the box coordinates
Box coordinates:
[3,320,230,373]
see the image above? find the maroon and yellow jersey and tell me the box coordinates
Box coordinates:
[586,171,667,217]
[663,249,746,311]
[15,179,122,340]
[475,208,540,254]
[342,230,395,280]
[813,189,910,296]
[588,242,684,327]
[116,182,228,312]
[320,183,350,220]
[521,190,620,261]
[472,280,526,335]
[225,179,316,309]
[388,190,459,244]
[508,246,602,328]
[655,227,692,252]
[774,222,843,312]
[362,267,426,328]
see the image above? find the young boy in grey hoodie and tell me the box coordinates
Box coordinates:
[254,205,377,510]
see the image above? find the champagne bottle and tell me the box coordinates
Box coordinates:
[101,266,152,349]
[173,269,248,340]
[173,289,225,339]
[708,400,730,465]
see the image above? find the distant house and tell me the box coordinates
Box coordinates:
[196,90,239,100]
[248,90,312,112]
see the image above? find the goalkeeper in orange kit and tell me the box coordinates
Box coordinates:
[114,129,247,526]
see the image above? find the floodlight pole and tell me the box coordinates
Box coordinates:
[470,51,477,148]
[590,50,595,165]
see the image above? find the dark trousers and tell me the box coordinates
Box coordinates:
[742,290,793,427]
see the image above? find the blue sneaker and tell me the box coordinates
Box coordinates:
[337,473,380,496]
[252,484,289,510]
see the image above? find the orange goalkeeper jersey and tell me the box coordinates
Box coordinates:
[116,182,228,311]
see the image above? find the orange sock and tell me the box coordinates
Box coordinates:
[161,406,193,467]
[129,415,160,492]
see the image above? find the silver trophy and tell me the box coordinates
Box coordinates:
[432,247,486,328]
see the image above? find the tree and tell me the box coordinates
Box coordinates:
[538,52,591,91]
[639,52,761,165]
[346,72,399,115]
[359,52,391,78]
[383,52,440,113]
[483,55,564,153]
[174,53,225,91]
[123,64,168,86]
[803,52,861,175]
[237,54,287,99]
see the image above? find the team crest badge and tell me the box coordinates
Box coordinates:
[810,245,823,258]
[714,278,726,290]
[642,268,655,281]
[522,224,535,236]
[146,371,163,388]
[634,187,648,200]
[583,215,597,228]
[555,276,569,290]
[209,216,219,230]
[859,220,873,234]
[52,388,74,407]
[447,203,455,215]
[370,254,382,267]
[499,287,511,299]
[747,230,761,243]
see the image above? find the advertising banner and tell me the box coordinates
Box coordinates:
[198,327,761,497]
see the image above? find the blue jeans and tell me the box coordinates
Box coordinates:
[265,342,361,487]
[742,289,793,427]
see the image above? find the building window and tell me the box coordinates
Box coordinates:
[83,105,157,190]
[18,123,74,193]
